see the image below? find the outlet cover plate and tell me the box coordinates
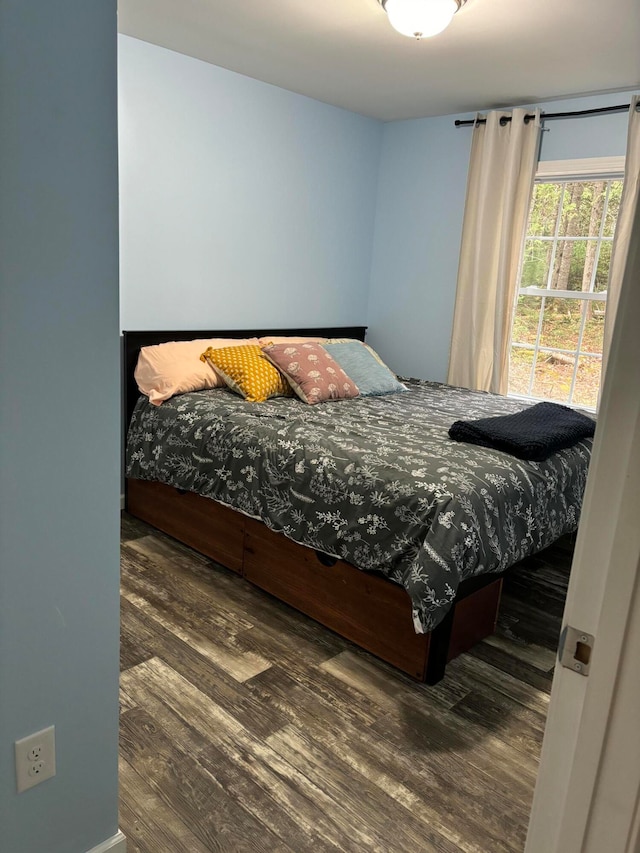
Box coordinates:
[15,726,56,792]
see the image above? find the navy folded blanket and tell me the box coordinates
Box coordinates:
[448,401,596,461]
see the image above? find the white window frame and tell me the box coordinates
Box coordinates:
[509,156,625,411]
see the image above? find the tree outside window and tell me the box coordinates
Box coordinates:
[509,166,623,410]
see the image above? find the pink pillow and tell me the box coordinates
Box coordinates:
[135,337,259,405]
[262,342,359,405]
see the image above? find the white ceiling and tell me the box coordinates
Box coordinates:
[118,0,640,122]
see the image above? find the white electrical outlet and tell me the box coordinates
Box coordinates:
[15,726,56,792]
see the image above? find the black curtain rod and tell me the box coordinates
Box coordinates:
[454,102,637,128]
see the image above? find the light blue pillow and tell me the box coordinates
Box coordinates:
[322,341,407,397]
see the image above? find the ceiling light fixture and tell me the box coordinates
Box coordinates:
[378,0,467,40]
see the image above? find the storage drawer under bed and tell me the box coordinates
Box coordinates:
[126,478,245,574]
[126,477,502,681]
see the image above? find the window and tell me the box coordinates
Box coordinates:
[508,158,624,410]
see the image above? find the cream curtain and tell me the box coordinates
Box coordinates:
[448,108,542,394]
[601,95,640,382]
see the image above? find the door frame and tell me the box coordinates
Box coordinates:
[525,179,640,853]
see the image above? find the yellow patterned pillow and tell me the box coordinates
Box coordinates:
[200,344,291,403]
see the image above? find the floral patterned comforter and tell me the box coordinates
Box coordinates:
[126,380,592,632]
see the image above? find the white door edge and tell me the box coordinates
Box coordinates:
[525,160,640,853]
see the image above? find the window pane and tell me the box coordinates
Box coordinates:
[572,355,602,409]
[539,296,581,351]
[530,352,572,404]
[528,183,562,236]
[520,239,552,287]
[557,181,606,238]
[582,302,605,354]
[603,181,623,237]
[512,296,542,345]
[594,240,612,292]
[579,181,607,234]
[557,182,582,237]
[508,347,534,396]
[510,173,621,410]
[550,239,598,292]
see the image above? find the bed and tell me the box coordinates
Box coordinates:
[123,327,592,683]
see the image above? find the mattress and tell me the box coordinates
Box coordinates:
[126,379,592,632]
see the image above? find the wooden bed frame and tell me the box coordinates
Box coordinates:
[123,327,503,684]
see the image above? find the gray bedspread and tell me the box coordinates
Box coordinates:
[126,380,592,632]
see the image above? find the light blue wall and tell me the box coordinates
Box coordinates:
[366,112,472,380]
[0,2,121,852]
[538,92,633,162]
[119,36,383,331]
[118,39,635,376]
[367,91,638,381]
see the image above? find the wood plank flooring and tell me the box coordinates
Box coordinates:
[119,512,574,853]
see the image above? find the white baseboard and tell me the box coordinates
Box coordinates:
[86,829,127,853]
[120,493,125,511]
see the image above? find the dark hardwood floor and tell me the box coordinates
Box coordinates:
[119,511,574,853]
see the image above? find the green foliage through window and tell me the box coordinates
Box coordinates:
[509,176,622,409]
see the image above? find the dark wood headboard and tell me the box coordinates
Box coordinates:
[123,326,367,441]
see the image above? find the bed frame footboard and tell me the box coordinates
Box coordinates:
[126,478,501,683]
